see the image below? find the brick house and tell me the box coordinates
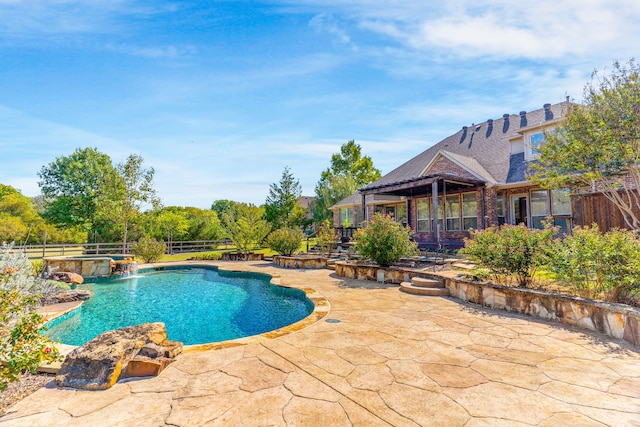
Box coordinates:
[331,100,598,249]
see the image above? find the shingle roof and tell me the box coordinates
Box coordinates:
[361,102,567,190]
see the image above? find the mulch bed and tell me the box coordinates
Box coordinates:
[0,373,54,416]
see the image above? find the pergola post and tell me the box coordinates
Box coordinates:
[432,179,440,249]
[361,194,367,224]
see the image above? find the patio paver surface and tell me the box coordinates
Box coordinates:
[2,261,640,426]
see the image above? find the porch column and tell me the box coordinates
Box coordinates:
[432,180,440,248]
[361,194,367,224]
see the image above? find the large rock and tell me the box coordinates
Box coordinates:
[48,271,84,284]
[55,322,182,390]
[43,289,92,305]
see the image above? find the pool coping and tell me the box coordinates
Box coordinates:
[38,261,330,364]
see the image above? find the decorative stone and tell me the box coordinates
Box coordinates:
[43,289,91,305]
[55,322,180,390]
[124,356,174,378]
[48,271,84,284]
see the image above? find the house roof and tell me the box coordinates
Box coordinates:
[361,102,567,191]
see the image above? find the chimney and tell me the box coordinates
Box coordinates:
[519,111,527,128]
[502,113,510,133]
[459,126,468,144]
[486,119,493,138]
[544,103,553,121]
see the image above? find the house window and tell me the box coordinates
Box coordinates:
[340,208,353,227]
[551,188,572,233]
[445,194,461,231]
[496,195,506,225]
[416,199,430,232]
[397,203,407,226]
[530,190,549,229]
[462,192,478,230]
[530,132,544,155]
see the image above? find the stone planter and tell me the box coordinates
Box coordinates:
[221,252,264,261]
[273,255,328,269]
[334,261,436,284]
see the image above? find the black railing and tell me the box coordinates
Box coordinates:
[335,226,358,242]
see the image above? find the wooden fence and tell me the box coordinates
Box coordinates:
[13,239,233,260]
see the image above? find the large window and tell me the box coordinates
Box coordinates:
[416,199,430,232]
[445,194,461,231]
[340,208,353,227]
[462,193,478,230]
[551,189,572,233]
[496,195,506,225]
[530,190,549,229]
[375,203,407,225]
[530,132,545,155]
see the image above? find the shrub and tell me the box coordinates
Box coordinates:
[132,236,167,263]
[1,246,61,391]
[190,252,222,261]
[266,228,305,256]
[353,213,418,267]
[315,220,337,256]
[548,225,640,304]
[462,224,556,288]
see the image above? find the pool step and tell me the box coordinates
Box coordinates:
[399,276,449,297]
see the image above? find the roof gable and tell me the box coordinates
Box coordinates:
[421,150,496,184]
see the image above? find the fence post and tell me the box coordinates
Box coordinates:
[42,231,47,258]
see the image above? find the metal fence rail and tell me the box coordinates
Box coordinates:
[14,239,233,260]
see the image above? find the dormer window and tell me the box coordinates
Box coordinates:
[530,132,544,156]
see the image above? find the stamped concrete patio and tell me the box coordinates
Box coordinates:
[2,261,640,426]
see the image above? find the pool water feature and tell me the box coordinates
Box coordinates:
[45,266,314,346]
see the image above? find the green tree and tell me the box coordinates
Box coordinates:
[223,204,270,255]
[312,174,358,224]
[264,166,307,229]
[211,199,239,219]
[99,154,160,251]
[0,185,86,245]
[530,59,640,229]
[353,213,418,267]
[38,147,118,236]
[313,140,381,223]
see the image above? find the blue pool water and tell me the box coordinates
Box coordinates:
[44,266,314,346]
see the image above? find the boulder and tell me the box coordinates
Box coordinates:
[48,271,84,285]
[43,289,92,305]
[55,322,182,390]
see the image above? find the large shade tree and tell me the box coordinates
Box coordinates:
[38,147,118,237]
[313,140,381,223]
[531,60,640,229]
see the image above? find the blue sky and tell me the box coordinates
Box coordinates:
[1,1,639,208]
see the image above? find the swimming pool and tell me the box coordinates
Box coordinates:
[44,266,314,346]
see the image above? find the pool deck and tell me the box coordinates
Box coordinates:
[2,260,640,426]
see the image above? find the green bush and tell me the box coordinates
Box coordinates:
[190,252,222,261]
[315,220,337,256]
[1,246,61,391]
[266,228,305,256]
[353,213,418,267]
[549,225,640,304]
[132,236,167,263]
[462,224,556,288]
